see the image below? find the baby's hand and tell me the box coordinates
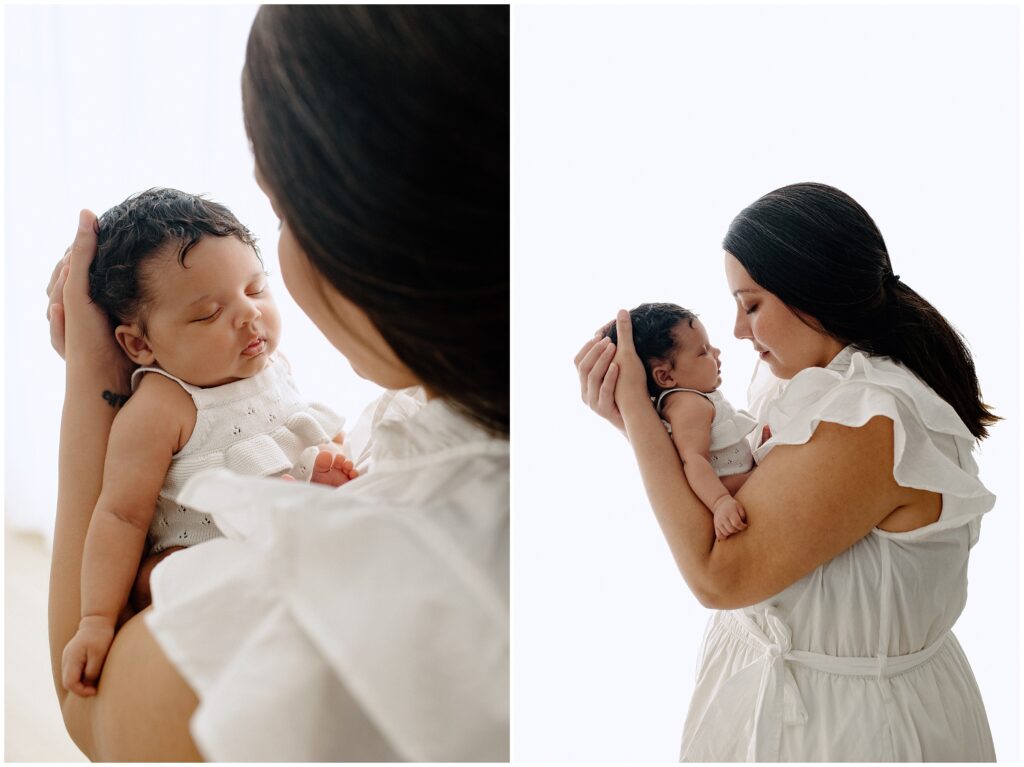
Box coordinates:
[712,496,748,541]
[309,449,359,487]
[61,617,116,697]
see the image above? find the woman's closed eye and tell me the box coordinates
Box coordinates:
[744,304,758,315]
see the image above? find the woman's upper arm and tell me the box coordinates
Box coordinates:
[702,415,905,608]
[61,608,202,761]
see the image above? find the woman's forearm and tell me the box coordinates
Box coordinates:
[620,397,723,605]
[49,364,131,701]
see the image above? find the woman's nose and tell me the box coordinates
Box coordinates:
[733,311,749,340]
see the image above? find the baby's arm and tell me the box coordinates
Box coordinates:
[662,393,748,541]
[61,376,189,697]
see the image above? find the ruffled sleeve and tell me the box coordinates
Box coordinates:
[751,349,995,545]
[146,467,509,762]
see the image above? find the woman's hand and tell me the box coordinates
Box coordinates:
[609,309,653,421]
[48,210,132,379]
[574,330,624,431]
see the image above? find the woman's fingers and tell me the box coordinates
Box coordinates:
[576,337,613,401]
[48,262,70,357]
[613,309,636,355]
[49,303,66,358]
[573,334,601,369]
[46,248,71,305]
[65,209,99,302]
[597,360,619,411]
[585,342,616,409]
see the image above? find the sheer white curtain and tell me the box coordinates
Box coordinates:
[4,5,385,540]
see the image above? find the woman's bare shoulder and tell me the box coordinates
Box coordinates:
[61,608,201,760]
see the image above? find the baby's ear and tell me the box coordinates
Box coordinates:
[115,323,156,365]
[651,362,676,389]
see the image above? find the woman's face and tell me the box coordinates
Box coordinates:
[724,252,845,379]
[257,170,421,390]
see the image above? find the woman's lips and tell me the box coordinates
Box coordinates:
[242,337,266,357]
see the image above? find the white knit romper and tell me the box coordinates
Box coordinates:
[655,388,757,477]
[130,354,345,553]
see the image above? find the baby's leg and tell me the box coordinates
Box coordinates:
[721,469,754,495]
[129,546,185,612]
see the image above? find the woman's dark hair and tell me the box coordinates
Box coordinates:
[723,182,998,440]
[603,303,697,397]
[242,6,509,436]
[89,187,259,333]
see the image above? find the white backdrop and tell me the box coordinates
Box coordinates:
[4,5,386,541]
[513,5,1019,761]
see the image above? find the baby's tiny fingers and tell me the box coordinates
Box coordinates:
[83,647,106,682]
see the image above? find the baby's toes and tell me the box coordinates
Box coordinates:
[333,454,359,480]
[313,451,335,473]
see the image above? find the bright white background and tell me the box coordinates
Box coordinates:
[4,5,386,541]
[514,5,1019,762]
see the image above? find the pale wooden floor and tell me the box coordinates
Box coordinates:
[5,527,88,761]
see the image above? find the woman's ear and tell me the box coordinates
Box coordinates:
[651,362,677,389]
[115,324,156,365]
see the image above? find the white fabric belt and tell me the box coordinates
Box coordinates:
[721,609,950,762]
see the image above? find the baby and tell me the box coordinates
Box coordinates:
[604,303,757,541]
[61,188,357,697]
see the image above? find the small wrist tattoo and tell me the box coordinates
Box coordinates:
[102,390,130,409]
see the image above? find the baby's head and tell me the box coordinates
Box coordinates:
[603,303,722,396]
[90,188,281,387]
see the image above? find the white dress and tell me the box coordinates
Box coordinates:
[680,347,996,762]
[144,389,510,762]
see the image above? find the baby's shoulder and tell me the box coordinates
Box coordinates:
[127,371,198,451]
[660,388,715,422]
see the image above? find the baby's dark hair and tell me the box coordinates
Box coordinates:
[603,303,697,396]
[88,187,259,333]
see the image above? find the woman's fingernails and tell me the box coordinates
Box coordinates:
[79,209,90,231]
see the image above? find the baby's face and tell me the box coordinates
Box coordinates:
[654,318,722,393]
[128,236,282,386]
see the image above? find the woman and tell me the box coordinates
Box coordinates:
[47,6,508,761]
[575,183,996,761]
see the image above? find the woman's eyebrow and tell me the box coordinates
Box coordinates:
[732,288,758,297]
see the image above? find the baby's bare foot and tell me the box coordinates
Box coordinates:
[310,449,359,487]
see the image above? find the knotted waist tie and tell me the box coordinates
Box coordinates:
[723,609,950,761]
